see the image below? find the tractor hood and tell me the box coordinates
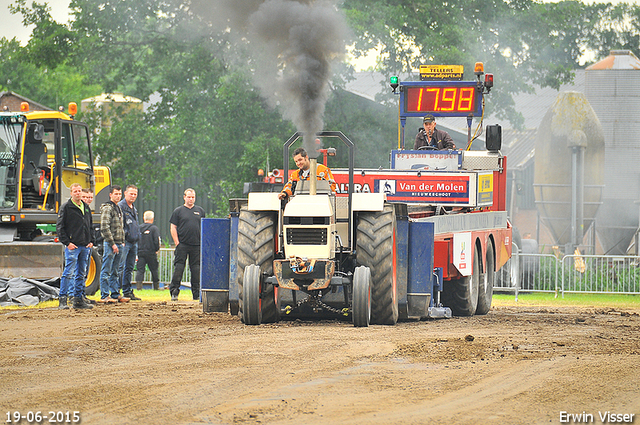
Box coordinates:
[284,195,333,218]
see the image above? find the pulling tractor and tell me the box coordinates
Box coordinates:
[200,62,512,326]
[236,131,420,327]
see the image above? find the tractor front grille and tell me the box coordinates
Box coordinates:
[286,227,328,245]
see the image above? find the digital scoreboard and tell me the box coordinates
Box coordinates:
[400,81,483,117]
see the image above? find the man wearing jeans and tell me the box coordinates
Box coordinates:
[118,185,141,300]
[56,183,94,310]
[169,188,205,301]
[98,185,129,303]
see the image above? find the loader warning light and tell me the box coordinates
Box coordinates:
[68,102,78,116]
[20,102,29,112]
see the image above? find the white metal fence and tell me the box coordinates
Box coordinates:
[495,246,640,295]
[145,247,640,294]
[136,247,190,285]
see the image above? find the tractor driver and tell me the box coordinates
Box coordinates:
[278,147,336,200]
[414,114,456,150]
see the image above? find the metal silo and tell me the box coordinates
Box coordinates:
[585,50,640,254]
[534,92,605,251]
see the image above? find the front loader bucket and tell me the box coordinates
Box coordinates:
[0,242,64,280]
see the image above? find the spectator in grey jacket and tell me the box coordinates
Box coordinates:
[98,185,129,303]
[118,185,142,300]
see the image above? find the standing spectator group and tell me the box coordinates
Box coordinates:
[57,183,203,307]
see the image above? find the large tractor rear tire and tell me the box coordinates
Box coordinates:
[442,243,480,316]
[356,205,398,325]
[476,240,495,315]
[84,248,101,296]
[242,265,262,325]
[352,266,371,327]
[237,210,277,322]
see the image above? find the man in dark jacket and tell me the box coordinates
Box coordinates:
[56,183,94,310]
[118,185,142,300]
[413,114,456,150]
[135,210,161,290]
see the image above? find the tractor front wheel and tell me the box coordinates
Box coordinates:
[352,266,371,327]
[242,265,262,325]
[261,283,280,323]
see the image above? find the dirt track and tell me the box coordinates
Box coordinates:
[1,301,639,425]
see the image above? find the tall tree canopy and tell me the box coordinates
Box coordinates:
[342,0,640,127]
[2,0,639,214]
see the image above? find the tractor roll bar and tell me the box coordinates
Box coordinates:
[283,131,355,250]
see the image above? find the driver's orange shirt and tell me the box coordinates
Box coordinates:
[282,164,337,197]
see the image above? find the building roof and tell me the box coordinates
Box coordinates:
[0,91,53,111]
[586,50,640,70]
[81,92,142,104]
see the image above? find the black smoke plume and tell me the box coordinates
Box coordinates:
[192,0,347,158]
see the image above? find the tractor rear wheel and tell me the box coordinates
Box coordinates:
[352,266,371,327]
[242,265,262,325]
[442,243,480,316]
[356,205,398,325]
[84,248,101,296]
[476,239,494,315]
[237,210,276,321]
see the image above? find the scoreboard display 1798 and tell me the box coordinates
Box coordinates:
[402,81,482,117]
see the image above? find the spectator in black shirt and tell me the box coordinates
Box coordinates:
[169,188,205,301]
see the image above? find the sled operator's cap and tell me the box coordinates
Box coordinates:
[423,114,435,123]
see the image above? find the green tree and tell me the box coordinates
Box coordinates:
[64,0,300,213]
[342,0,640,128]
[9,0,77,69]
[324,87,397,169]
[79,105,167,192]
[1,2,100,107]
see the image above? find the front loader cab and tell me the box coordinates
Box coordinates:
[0,103,105,242]
[18,112,96,213]
[21,123,51,209]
